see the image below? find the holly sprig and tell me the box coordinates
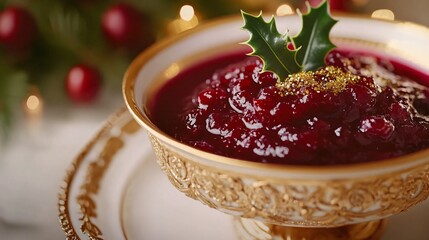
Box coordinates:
[241,0,337,80]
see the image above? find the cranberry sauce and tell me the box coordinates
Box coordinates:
[151,50,429,165]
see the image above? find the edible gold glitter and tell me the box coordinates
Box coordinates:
[276,66,363,95]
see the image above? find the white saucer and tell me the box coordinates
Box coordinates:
[58,108,429,240]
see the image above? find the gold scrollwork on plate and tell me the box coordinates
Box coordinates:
[58,108,140,240]
[149,133,429,227]
[77,136,125,240]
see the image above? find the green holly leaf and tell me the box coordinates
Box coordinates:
[293,1,337,71]
[241,0,338,78]
[241,11,300,80]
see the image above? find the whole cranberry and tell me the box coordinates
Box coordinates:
[347,84,376,113]
[65,64,102,103]
[101,3,154,54]
[0,6,37,51]
[358,116,395,142]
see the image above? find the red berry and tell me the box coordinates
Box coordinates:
[0,6,37,51]
[307,90,347,117]
[206,113,242,137]
[231,75,253,93]
[229,90,254,113]
[270,102,295,124]
[65,64,102,103]
[101,3,153,54]
[358,116,395,142]
[347,84,376,112]
[333,126,353,147]
[257,86,281,102]
[255,71,277,86]
[184,108,206,136]
[389,102,412,123]
[253,98,276,113]
[412,89,429,115]
[197,88,227,111]
[306,0,349,12]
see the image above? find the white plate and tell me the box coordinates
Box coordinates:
[58,108,429,240]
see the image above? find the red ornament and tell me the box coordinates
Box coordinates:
[65,64,102,103]
[101,3,154,54]
[0,6,37,51]
[304,0,349,12]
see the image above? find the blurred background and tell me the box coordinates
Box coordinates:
[0,0,427,139]
[0,0,428,239]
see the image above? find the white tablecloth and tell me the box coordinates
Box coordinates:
[0,91,123,239]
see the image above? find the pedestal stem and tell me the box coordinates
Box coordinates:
[233,217,387,240]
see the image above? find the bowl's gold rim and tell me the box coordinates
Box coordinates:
[123,14,429,174]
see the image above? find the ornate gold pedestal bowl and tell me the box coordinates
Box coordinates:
[123,14,429,240]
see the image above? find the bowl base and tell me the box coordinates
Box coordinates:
[233,217,387,240]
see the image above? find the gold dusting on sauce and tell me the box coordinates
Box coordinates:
[276,66,362,95]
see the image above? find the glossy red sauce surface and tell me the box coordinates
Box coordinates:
[151,50,429,165]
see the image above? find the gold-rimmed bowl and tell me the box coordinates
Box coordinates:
[123,14,429,239]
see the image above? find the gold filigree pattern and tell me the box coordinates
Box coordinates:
[77,136,124,240]
[58,108,140,240]
[77,119,139,240]
[58,159,80,240]
[149,134,429,227]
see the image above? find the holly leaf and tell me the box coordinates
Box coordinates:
[241,11,300,80]
[293,1,337,71]
[241,0,338,78]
